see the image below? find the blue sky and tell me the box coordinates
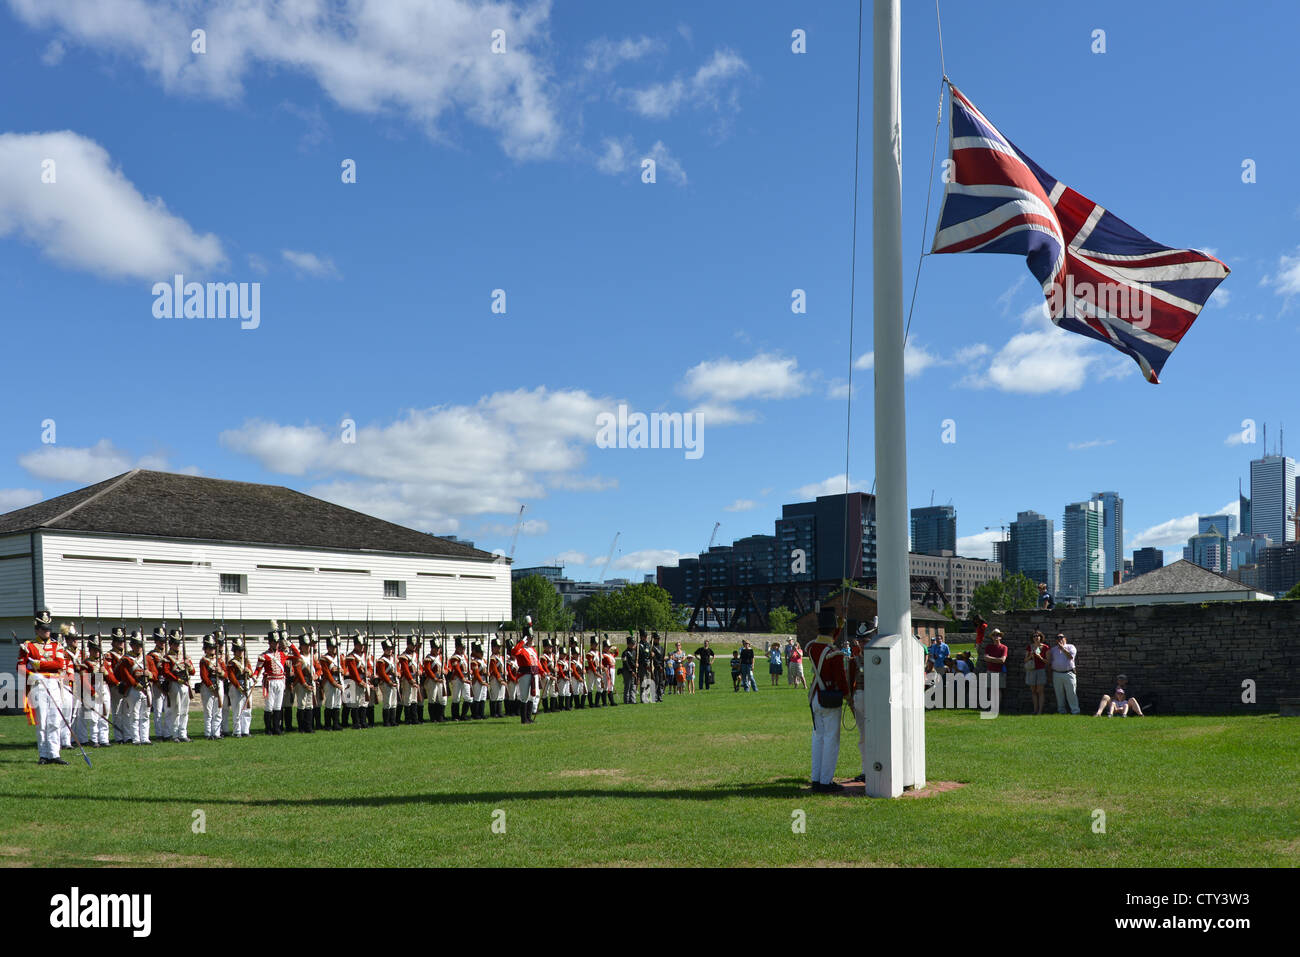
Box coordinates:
[0,0,1295,578]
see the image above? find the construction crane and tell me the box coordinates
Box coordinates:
[598,532,620,584]
[707,521,721,551]
[507,504,526,562]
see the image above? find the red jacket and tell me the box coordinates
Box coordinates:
[806,640,850,696]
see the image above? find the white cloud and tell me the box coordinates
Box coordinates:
[593,137,686,184]
[724,498,757,512]
[7,0,561,161]
[1127,500,1238,551]
[40,39,64,65]
[281,249,340,278]
[247,253,268,275]
[682,353,808,403]
[853,340,950,378]
[826,379,855,400]
[1262,247,1300,302]
[0,131,224,280]
[220,387,619,531]
[1207,287,1230,308]
[1067,438,1116,451]
[794,474,869,500]
[18,439,198,485]
[480,518,549,537]
[955,530,1003,560]
[545,550,589,567]
[1225,430,1248,447]
[962,306,1133,394]
[0,488,42,512]
[611,548,680,572]
[622,48,748,119]
[583,36,663,73]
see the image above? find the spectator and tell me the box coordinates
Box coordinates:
[1048,633,1080,714]
[730,650,742,691]
[768,642,783,686]
[954,651,974,675]
[930,634,951,672]
[1023,631,1048,715]
[788,639,806,689]
[1094,674,1145,717]
[694,639,715,692]
[1038,582,1055,611]
[983,627,1008,695]
[675,656,686,694]
[973,615,988,671]
[739,640,758,692]
[685,657,696,694]
[783,637,797,685]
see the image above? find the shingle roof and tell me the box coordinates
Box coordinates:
[0,470,499,561]
[1094,559,1253,596]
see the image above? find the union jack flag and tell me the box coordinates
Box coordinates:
[931,84,1229,384]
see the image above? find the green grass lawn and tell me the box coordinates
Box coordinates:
[1,681,1296,867]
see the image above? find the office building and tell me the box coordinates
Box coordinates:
[1061,499,1104,600]
[910,505,956,556]
[1090,491,1124,587]
[1250,454,1296,545]
[1132,547,1164,578]
[1008,510,1054,591]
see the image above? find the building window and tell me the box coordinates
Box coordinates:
[383,580,406,599]
[220,574,248,595]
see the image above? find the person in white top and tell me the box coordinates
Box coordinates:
[1047,633,1080,715]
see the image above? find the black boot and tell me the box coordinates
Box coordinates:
[263,710,272,734]
[340,706,350,727]
[315,706,322,728]
[520,702,529,724]
[608,691,617,707]
[283,706,293,732]
[417,703,425,724]
[334,708,343,729]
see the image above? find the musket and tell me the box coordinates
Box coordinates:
[17,628,93,768]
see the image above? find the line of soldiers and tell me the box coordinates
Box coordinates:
[19,612,684,763]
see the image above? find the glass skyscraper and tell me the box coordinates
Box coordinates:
[1249,455,1296,545]
[910,505,956,556]
[1062,500,1104,599]
[1009,510,1054,592]
[1090,491,1124,588]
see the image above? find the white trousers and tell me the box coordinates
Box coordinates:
[201,686,222,737]
[264,677,285,712]
[222,688,232,735]
[585,673,597,693]
[152,687,168,737]
[294,683,315,708]
[229,686,252,735]
[449,678,469,704]
[810,701,841,785]
[169,684,191,740]
[472,681,487,703]
[853,689,867,775]
[128,688,150,743]
[380,682,398,708]
[518,674,537,715]
[323,682,343,709]
[29,675,64,759]
[489,679,506,702]
[422,679,444,704]
[110,687,126,741]
[400,679,418,706]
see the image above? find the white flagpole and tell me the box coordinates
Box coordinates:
[865,0,924,797]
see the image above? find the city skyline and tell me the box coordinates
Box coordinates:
[0,2,1295,581]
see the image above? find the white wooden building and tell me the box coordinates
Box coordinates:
[0,470,511,703]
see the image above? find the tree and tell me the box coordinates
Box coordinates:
[1284,581,1300,600]
[970,572,1041,620]
[572,583,677,633]
[511,575,573,632]
[769,606,797,635]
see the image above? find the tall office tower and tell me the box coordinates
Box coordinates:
[1249,454,1297,545]
[1062,500,1104,599]
[1132,547,1164,577]
[910,504,957,556]
[1090,491,1124,587]
[1009,510,1054,591]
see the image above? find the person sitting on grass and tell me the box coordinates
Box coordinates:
[731,650,742,691]
[1094,675,1146,716]
[1104,688,1131,717]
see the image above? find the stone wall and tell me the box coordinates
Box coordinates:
[986,600,1300,714]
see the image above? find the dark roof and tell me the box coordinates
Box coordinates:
[796,586,951,624]
[0,470,499,561]
[1093,559,1254,596]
